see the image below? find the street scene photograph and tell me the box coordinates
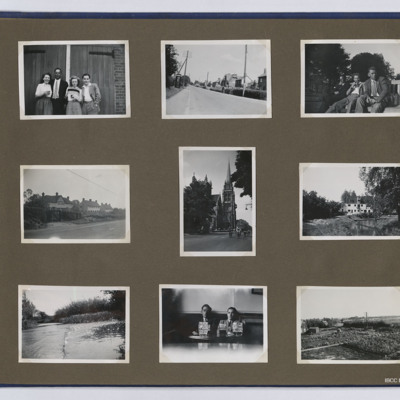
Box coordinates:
[160,285,267,363]
[19,40,130,119]
[21,165,130,243]
[302,40,400,117]
[162,40,271,118]
[298,286,400,363]
[300,163,400,239]
[19,285,129,363]
[180,147,255,256]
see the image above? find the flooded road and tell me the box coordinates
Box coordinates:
[21,321,125,360]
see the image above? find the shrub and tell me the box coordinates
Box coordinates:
[60,311,115,324]
[226,88,266,100]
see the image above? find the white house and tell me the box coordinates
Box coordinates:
[340,196,373,215]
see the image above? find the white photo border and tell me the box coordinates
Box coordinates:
[161,40,271,119]
[299,163,400,240]
[18,285,130,364]
[301,39,400,118]
[297,286,400,364]
[20,164,131,244]
[159,284,268,363]
[18,40,131,120]
[179,146,256,256]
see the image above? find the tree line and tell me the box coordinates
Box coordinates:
[22,290,126,329]
[305,43,396,93]
[302,190,342,221]
[303,318,342,330]
[304,167,400,223]
[24,189,125,229]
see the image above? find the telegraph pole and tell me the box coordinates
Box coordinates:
[242,45,247,97]
[183,50,189,86]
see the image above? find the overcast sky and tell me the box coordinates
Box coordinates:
[182,149,253,225]
[341,42,400,75]
[23,286,111,315]
[23,167,128,209]
[301,164,366,202]
[171,42,267,84]
[300,287,400,319]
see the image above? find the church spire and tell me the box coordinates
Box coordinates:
[225,161,232,184]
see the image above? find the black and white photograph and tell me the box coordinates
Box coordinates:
[302,40,400,117]
[300,163,400,239]
[21,165,130,243]
[297,286,400,364]
[19,285,129,363]
[180,147,255,256]
[162,40,271,119]
[160,285,267,363]
[18,40,130,119]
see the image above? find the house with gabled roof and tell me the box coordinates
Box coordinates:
[80,198,101,215]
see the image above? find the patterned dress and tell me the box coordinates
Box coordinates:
[66,87,83,115]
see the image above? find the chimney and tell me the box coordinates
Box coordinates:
[67,196,69,200]
[56,192,58,197]
[82,198,85,202]
[42,192,45,197]
[89,199,92,202]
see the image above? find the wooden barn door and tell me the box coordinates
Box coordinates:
[24,45,66,115]
[70,45,115,115]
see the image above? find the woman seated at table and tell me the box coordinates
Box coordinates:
[65,75,82,115]
[217,307,244,337]
[34,72,53,115]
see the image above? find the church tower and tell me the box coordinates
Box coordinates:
[222,161,236,230]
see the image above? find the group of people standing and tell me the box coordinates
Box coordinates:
[34,67,101,116]
[325,66,391,114]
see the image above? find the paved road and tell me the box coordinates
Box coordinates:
[184,232,252,252]
[24,219,126,240]
[166,86,267,116]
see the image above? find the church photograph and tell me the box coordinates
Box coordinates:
[179,147,255,256]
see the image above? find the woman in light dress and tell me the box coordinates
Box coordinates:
[65,75,83,115]
[34,72,53,115]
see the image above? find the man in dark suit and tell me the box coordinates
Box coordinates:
[191,304,217,337]
[50,67,68,115]
[355,66,390,113]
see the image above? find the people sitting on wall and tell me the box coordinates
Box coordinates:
[355,66,390,113]
[324,74,350,110]
[325,73,363,113]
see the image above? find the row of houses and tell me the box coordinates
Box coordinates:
[194,69,267,91]
[40,192,114,216]
[219,68,267,91]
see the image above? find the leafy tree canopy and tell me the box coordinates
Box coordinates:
[303,190,342,221]
[165,45,179,79]
[305,44,350,86]
[231,151,252,198]
[359,167,400,222]
[350,52,394,81]
[183,176,216,233]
